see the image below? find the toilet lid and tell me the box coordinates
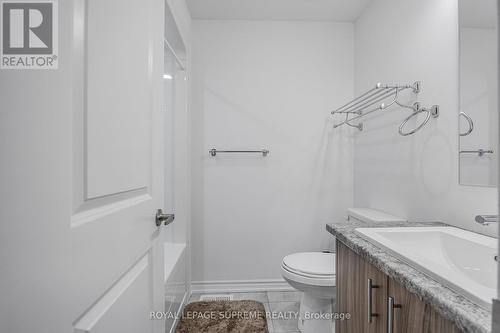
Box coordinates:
[282,252,335,276]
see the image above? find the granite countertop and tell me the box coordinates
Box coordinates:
[326,220,492,333]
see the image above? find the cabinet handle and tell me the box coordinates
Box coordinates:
[387,296,401,333]
[367,278,379,323]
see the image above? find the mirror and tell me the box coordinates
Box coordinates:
[458,0,499,187]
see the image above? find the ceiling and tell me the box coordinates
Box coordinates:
[186,0,372,22]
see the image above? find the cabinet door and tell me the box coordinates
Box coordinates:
[336,242,387,333]
[387,278,462,333]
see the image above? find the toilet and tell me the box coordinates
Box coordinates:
[281,208,406,333]
[281,252,335,333]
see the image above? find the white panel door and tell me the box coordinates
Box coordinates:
[0,0,167,332]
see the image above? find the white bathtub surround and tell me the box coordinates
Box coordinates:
[191,20,355,286]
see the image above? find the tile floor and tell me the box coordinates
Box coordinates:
[188,291,303,333]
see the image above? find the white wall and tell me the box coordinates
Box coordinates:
[191,20,354,285]
[354,0,498,237]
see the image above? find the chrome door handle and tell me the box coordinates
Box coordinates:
[155,209,175,227]
[367,278,379,323]
[387,296,401,333]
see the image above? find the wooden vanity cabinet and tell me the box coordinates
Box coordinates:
[387,280,461,333]
[336,241,388,333]
[336,241,461,333]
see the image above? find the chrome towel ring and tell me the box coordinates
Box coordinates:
[398,104,439,136]
[459,112,474,136]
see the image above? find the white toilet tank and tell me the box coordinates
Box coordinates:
[347,208,406,224]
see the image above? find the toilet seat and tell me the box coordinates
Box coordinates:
[282,252,335,276]
[281,252,335,287]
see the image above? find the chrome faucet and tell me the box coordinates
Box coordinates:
[475,215,498,225]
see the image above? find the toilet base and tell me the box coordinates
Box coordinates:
[297,293,334,333]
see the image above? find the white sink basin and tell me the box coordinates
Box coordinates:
[355,227,497,308]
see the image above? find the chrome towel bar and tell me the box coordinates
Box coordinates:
[209,149,269,157]
[459,149,494,157]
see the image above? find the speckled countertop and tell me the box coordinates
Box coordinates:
[326,220,492,333]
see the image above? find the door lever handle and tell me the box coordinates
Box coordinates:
[155,209,175,227]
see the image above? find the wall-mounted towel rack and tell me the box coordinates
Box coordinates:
[209,149,269,157]
[330,82,439,136]
[460,149,494,157]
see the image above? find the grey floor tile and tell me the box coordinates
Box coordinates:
[263,302,274,332]
[232,291,269,303]
[271,318,300,332]
[269,301,300,332]
[267,291,303,303]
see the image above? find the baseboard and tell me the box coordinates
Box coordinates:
[190,279,294,293]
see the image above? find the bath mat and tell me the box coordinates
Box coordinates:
[176,300,268,333]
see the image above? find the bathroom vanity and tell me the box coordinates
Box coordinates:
[327,221,493,333]
[336,241,460,333]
